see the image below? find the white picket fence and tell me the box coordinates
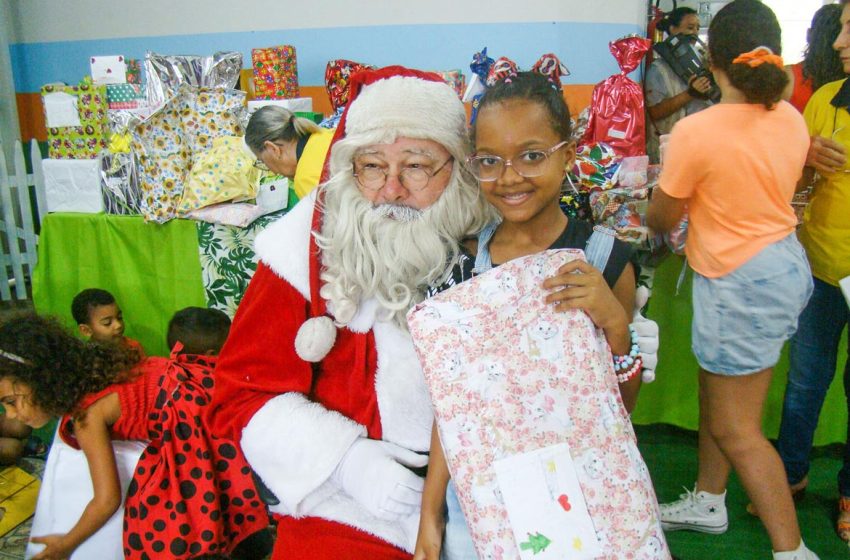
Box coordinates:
[0,140,46,301]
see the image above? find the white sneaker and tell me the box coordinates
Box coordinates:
[773,540,819,560]
[659,487,728,534]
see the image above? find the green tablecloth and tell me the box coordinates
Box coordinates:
[632,254,848,446]
[32,213,207,357]
[31,214,848,445]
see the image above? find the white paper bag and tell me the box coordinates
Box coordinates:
[43,159,104,213]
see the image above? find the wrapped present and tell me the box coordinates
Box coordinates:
[252,45,299,99]
[144,51,242,110]
[319,107,344,129]
[132,86,246,223]
[408,250,669,560]
[107,83,144,110]
[247,97,312,116]
[580,36,652,157]
[101,151,142,215]
[90,55,127,85]
[126,58,141,84]
[325,59,374,111]
[617,155,649,188]
[179,136,260,214]
[433,69,466,99]
[43,158,104,213]
[559,191,591,222]
[589,188,656,248]
[570,142,622,192]
[294,111,323,124]
[41,78,109,160]
[664,211,688,255]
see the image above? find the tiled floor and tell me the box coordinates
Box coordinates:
[0,457,45,559]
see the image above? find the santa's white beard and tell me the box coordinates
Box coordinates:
[315,177,467,329]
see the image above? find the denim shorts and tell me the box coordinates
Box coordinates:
[442,480,477,560]
[692,233,813,375]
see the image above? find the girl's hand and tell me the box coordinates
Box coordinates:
[30,534,74,560]
[413,510,445,560]
[543,260,629,333]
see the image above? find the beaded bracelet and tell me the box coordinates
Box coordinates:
[617,355,643,384]
[613,325,640,371]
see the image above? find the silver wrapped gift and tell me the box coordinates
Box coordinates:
[144,51,242,110]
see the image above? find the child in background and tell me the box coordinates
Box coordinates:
[71,288,145,356]
[415,71,646,559]
[167,306,231,355]
[647,1,816,558]
[0,313,269,560]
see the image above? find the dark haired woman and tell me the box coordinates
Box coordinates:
[784,3,844,113]
[648,1,817,558]
[645,7,714,162]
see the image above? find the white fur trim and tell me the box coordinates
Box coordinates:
[345,298,380,333]
[372,320,433,451]
[345,76,467,160]
[295,316,337,362]
[254,189,317,301]
[268,485,419,553]
[241,393,365,513]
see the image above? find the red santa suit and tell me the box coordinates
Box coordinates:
[207,189,433,559]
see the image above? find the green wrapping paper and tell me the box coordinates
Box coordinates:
[42,77,109,159]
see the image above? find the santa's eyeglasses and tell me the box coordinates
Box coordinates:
[353,158,453,192]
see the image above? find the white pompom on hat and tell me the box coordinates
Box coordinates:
[295,316,337,362]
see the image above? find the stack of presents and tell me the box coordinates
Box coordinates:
[39,40,675,279]
[38,47,468,229]
[40,48,317,226]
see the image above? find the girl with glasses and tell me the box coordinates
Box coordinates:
[414,71,645,559]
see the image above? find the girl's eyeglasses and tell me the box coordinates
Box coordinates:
[466,141,570,182]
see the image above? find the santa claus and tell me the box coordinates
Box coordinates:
[207,66,494,559]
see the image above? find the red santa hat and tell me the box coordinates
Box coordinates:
[297,66,467,363]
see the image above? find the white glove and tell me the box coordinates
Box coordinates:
[631,286,659,383]
[332,438,428,521]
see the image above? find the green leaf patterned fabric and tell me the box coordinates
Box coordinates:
[196,188,298,316]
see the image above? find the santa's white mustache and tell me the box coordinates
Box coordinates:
[372,204,424,222]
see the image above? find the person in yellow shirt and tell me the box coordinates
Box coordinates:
[246,105,335,199]
[775,0,850,543]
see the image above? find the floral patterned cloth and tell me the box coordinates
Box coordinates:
[408,249,669,559]
[131,86,246,222]
[196,208,289,317]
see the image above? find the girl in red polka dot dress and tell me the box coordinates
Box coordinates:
[0,312,269,560]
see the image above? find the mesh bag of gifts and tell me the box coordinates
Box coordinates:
[408,250,670,560]
[131,86,246,223]
[41,77,109,159]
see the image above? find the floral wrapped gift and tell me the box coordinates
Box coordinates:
[408,250,669,560]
